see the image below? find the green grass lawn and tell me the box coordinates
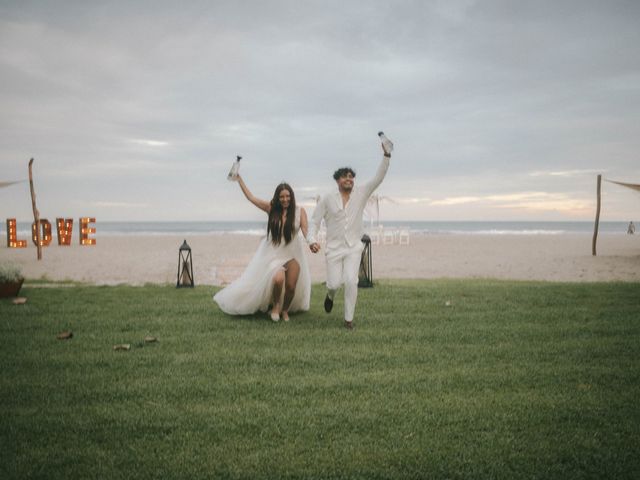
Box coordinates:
[1,279,639,479]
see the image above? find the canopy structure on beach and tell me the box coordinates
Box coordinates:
[593,175,639,256]
[364,194,397,227]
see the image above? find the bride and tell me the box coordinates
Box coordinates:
[213,175,311,322]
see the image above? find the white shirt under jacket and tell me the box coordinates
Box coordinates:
[309,155,390,257]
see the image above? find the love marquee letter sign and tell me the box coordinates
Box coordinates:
[6,217,96,248]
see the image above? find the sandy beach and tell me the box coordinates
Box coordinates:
[2,233,639,285]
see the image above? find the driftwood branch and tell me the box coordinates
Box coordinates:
[28,158,42,260]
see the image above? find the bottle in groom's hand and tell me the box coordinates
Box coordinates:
[378,131,393,154]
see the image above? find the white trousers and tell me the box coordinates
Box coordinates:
[325,245,363,322]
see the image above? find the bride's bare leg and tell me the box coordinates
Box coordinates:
[281,259,300,321]
[270,268,285,320]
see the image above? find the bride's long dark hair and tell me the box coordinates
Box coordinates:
[268,183,296,246]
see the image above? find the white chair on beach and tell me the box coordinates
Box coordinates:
[383,229,396,245]
[369,226,382,245]
[398,229,410,245]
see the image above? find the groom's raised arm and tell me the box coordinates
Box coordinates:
[361,153,391,198]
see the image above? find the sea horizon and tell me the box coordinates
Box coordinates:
[3,220,635,238]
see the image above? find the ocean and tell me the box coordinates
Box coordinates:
[3,220,634,237]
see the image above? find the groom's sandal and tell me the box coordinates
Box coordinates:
[324,295,333,313]
[344,320,353,330]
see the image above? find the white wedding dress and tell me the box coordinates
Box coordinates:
[213,207,311,315]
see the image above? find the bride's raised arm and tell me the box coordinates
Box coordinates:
[235,175,271,213]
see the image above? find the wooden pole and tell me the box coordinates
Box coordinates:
[28,158,42,260]
[592,174,602,256]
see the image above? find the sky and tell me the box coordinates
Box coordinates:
[1,0,639,223]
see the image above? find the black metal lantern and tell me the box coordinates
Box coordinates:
[177,239,194,288]
[358,234,373,288]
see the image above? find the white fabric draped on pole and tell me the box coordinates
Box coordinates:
[605,179,640,193]
[0,180,26,188]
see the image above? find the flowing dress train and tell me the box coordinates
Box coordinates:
[213,208,311,315]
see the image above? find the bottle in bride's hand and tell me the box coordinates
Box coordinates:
[227,155,241,181]
[378,131,394,154]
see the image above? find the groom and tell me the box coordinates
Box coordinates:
[308,138,392,329]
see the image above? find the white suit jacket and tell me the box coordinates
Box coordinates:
[309,155,390,253]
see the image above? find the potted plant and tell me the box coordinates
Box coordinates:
[0,263,24,298]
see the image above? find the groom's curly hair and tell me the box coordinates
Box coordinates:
[333,167,356,180]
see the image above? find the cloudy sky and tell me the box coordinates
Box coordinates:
[1,0,639,222]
